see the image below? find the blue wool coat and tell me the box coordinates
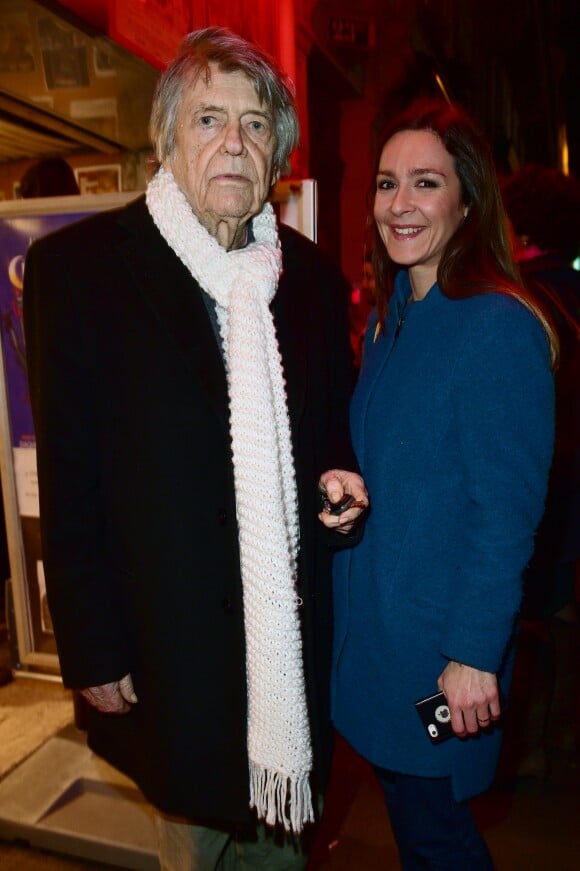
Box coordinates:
[331,271,554,801]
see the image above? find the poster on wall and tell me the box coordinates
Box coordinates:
[271,179,317,243]
[0,192,135,674]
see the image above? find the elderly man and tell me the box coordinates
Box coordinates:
[23,26,366,870]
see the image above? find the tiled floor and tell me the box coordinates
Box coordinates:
[1,614,578,870]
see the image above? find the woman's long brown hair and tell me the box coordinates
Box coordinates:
[370,100,558,367]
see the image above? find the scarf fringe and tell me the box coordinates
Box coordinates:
[249,760,314,833]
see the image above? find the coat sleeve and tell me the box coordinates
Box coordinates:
[277,225,361,548]
[23,234,131,688]
[310,244,363,549]
[441,298,555,672]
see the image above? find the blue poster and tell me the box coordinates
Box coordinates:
[0,211,89,452]
[0,194,133,663]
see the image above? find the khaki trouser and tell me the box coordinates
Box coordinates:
[155,811,314,871]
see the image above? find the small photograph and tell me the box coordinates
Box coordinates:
[74,164,121,195]
[93,44,117,78]
[37,16,89,89]
[70,97,119,141]
[0,9,36,73]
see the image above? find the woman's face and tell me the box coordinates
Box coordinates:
[374,129,467,298]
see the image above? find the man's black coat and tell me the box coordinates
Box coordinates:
[23,195,357,825]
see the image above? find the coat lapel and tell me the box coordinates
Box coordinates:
[115,198,230,433]
[273,233,308,428]
[113,199,308,436]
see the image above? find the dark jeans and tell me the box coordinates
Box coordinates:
[374,767,494,870]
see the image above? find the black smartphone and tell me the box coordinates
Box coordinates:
[320,492,356,515]
[414,691,454,744]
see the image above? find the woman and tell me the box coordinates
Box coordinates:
[330,100,556,868]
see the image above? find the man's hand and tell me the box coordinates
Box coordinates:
[318,469,368,535]
[80,673,138,715]
[437,661,500,736]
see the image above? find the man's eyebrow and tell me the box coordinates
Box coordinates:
[193,103,226,114]
[193,103,272,118]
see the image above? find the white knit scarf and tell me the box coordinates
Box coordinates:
[146,167,313,832]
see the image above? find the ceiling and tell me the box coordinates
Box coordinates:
[0,114,82,163]
[0,88,124,163]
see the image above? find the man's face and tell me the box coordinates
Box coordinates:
[166,64,279,245]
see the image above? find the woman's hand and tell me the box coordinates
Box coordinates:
[318,469,368,534]
[437,661,501,736]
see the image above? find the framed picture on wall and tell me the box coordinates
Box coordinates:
[74,164,121,194]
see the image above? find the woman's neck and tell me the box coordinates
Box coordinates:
[408,267,436,301]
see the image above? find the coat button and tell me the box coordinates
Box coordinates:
[218,509,227,525]
[222,597,234,614]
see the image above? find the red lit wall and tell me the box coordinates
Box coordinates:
[53,0,108,32]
